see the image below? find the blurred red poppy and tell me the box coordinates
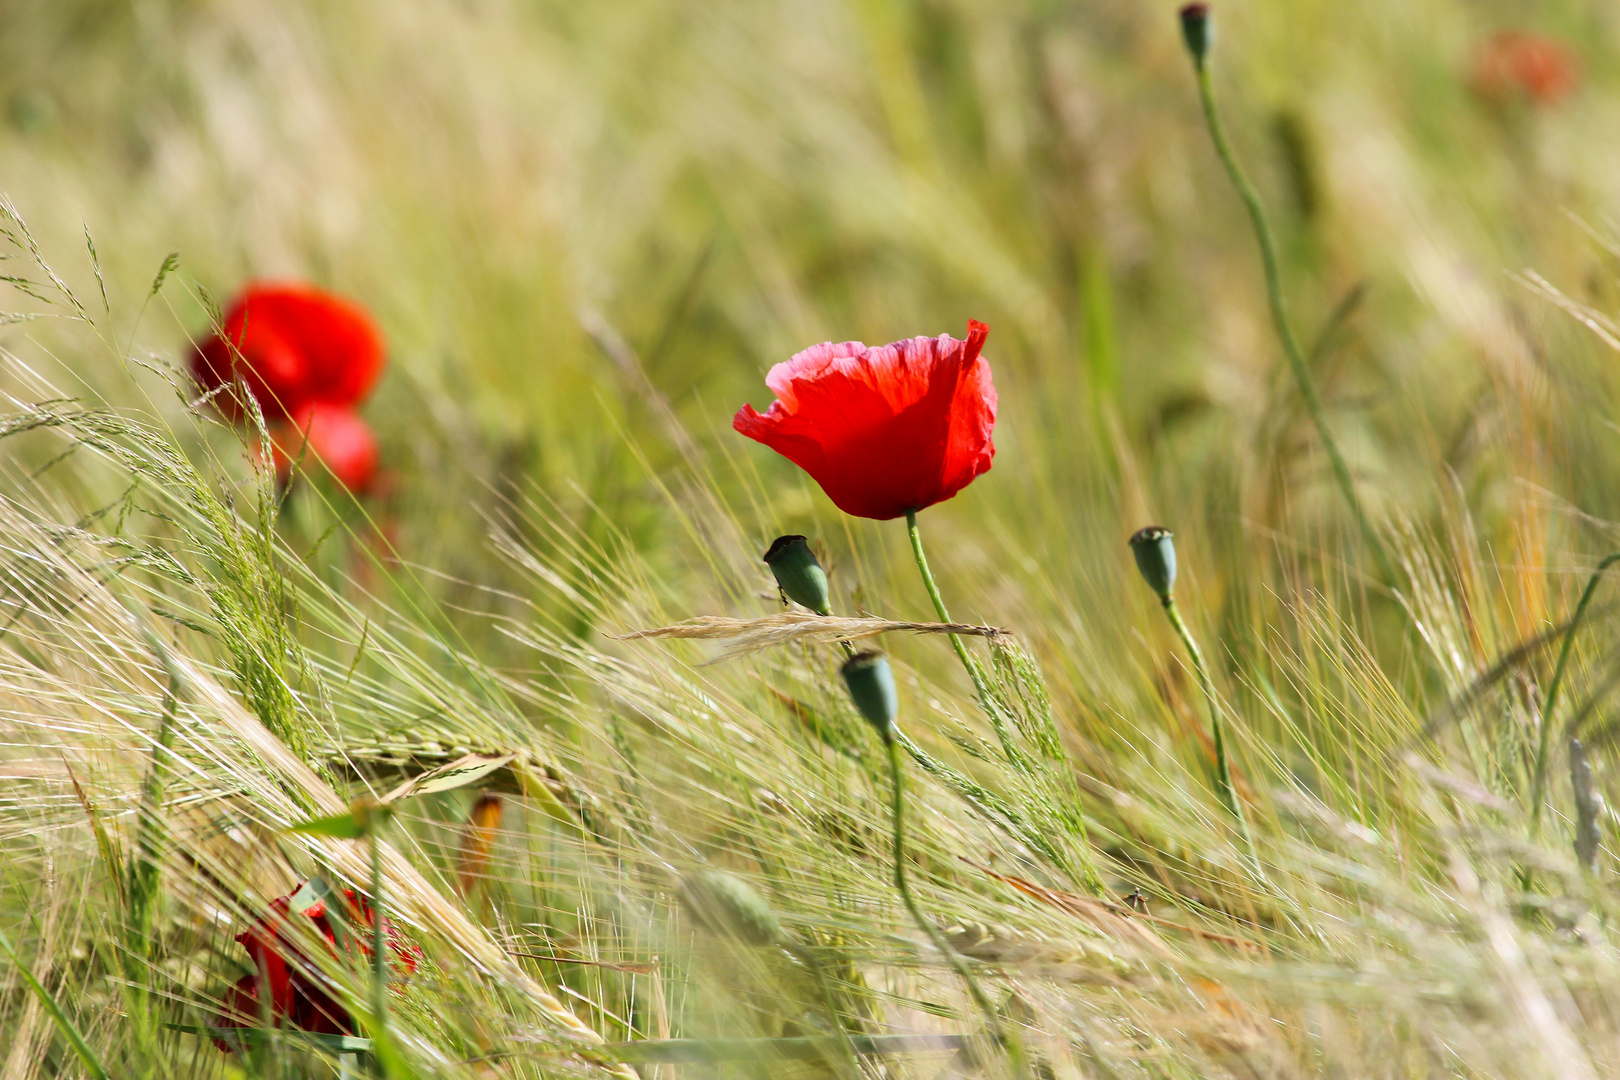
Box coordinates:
[213,881,421,1051]
[192,283,385,422]
[733,321,997,520]
[1471,31,1579,106]
[456,794,504,897]
[268,402,381,494]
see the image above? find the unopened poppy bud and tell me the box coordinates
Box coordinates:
[678,870,783,948]
[1128,526,1178,600]
[1179,3,1213,65]
[841,650,898,742]
[763,534,832,615]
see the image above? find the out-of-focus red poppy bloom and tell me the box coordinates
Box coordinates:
[213,881,421,1051]
[733,321,997,520]
[192,283,385,422]
[456,794,504,897]
[267,403,380,494]
[1471,31,1579,106]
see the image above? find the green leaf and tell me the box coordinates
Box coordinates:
[0,922,111,1080]
[287,810,368,839]
[382,751,516,803]
[287,875,357,955]
[167,1025,372,1052]
[288,798,393,839]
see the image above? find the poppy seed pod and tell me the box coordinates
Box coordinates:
[1129,526,1178,600]
[678,870,783,948]
[763,535,832,615]
[1179,3,1212,64]
[841,650,899,742]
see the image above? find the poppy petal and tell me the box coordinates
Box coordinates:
[191,282,386,422]
[734,322,996,519]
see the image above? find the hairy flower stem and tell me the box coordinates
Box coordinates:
[905,509,1016,757]
[1529,552,1620,841]
[127,663,181,957]
[887,740,1027,1080]
[904,509,1104,894]
[370,832,388,1037]
[1190,59,1393,584]
[1160,596,1249,838]
[125,639,182,1061]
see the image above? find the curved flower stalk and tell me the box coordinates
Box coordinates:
[1528,552,1620,850]
[1178,4,1392,582]
[1127,527,1240,824]
[841,651,1028,1080]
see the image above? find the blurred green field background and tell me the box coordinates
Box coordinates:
[6,0,1620,1076]
[6,0,1618,593]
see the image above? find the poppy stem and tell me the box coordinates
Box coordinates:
[1158,595,1243,828]
[370,831,387,1038]
[905,510,1106,896]
[124,634,183,1060]
[886,739,1027,1080]
[1189,54,1394,584]
[904,510,1013,755]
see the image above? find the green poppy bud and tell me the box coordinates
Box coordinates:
[1179,3,1212,65]
[763,535,832,616]
[1128,526,1177,600]
[841,650,898,742]
[677,869,783,948]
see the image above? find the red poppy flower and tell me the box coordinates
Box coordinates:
[192,283,385,422]
[213,881,421,1051]
[267,403,380,494]
[1471,31,1579,106]
[456,794,504,897]
[733,321,997,520]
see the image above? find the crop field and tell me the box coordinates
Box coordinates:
[2,1,1620,1077]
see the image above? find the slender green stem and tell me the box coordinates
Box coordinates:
[1191,60,1392,583]
[128,665,181,958]
[905,509,1017,760]
[902,510,1103,894]
[370,833,387,1035]
[124,639,183,1065]
[887,739,1027,1079]
[816,580,1043,863]
[1161,597,1245,829]
[1528,552,1620,838]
